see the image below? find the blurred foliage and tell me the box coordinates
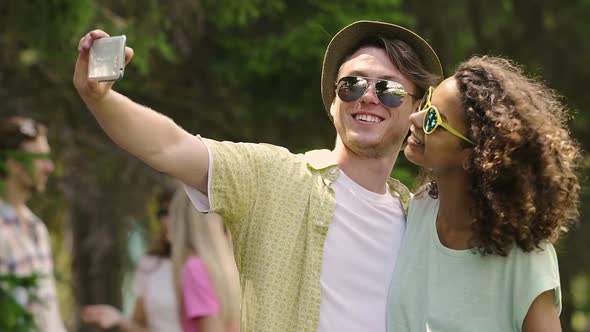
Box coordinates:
[0,273,41,332]
[0,0,589,331]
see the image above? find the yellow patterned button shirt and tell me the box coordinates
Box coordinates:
[202,138,411,332]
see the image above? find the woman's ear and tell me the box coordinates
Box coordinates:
[460,144,473,168]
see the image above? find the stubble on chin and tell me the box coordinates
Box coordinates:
[343,135,387,160]
[348,130,407,160]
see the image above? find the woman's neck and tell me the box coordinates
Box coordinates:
[434,168,474,250]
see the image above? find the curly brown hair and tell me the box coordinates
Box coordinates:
[433,56,581,256]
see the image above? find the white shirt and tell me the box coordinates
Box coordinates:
[317,171,405,332]
[133,256,183,332]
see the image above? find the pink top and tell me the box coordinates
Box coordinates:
[181,256,220,332]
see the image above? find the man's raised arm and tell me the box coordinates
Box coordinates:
[73,30,208,192]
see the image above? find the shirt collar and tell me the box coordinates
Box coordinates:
[302,150,411,214]
[0,198,18,224]
[0,198,38,226]
[303,149,338,170]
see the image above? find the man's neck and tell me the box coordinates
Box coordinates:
[2,178,31,214]
[333,142,399,194]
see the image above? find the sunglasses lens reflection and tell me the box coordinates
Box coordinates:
[337,76,408,109]
[424,108,438,133]
[375,80,403,108]
[337,77,367,102]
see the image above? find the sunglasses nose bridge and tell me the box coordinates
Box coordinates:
[358,80,381,105]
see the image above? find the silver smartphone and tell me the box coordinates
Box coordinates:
[88,35,126,81]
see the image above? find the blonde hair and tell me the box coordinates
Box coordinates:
[170,190,241,329]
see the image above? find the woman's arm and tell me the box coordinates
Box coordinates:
[192,316,225,332]
[82,298,149,332]
[522,290,561,332]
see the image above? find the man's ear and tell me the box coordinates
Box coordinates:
[329,100,337,118]
[4,158,23,176]
[5,158,18,171]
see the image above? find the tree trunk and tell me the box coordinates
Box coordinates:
[62,141,159,332]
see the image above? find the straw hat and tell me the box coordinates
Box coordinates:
[321,20,443,113]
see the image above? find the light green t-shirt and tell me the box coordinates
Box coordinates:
[387,193,561,332]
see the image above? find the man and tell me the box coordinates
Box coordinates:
[74,21,442,331]
[0,116,65,332]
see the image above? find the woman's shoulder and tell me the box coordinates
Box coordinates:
[506,241,561,324]
[406,185,439,230]
[508,241,558,264]
[137,255,169,272]
[182,256,214,290]
[183,256,207,274]
[410,185,439,211]
[139,254,168,264]
[185,255,202,264]
[501,241,560,284]
[132,255,171,294]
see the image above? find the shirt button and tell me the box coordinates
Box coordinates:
[329,168,337,175]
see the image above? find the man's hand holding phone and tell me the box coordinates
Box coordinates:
[73,30,134,106]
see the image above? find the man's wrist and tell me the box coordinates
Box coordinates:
[84,89,113,113]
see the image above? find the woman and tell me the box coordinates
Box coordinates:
[387,56,580,331]
[170,190,240,332]
[82,188,183,332]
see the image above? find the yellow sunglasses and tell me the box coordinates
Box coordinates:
[420,87,474,145]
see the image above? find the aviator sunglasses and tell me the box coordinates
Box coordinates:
[336,76,417,109]
[420,87,474,145]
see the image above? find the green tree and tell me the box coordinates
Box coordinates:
[1,1,588,331]
[0,273,41,332]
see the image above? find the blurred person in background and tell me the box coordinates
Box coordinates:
[82,187,183,332]
[0,116,64,332]
[170,190,240,332]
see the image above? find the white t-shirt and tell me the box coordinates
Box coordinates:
[317,171,405,332]
[186,145,406,332]
[133,256,183,332]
